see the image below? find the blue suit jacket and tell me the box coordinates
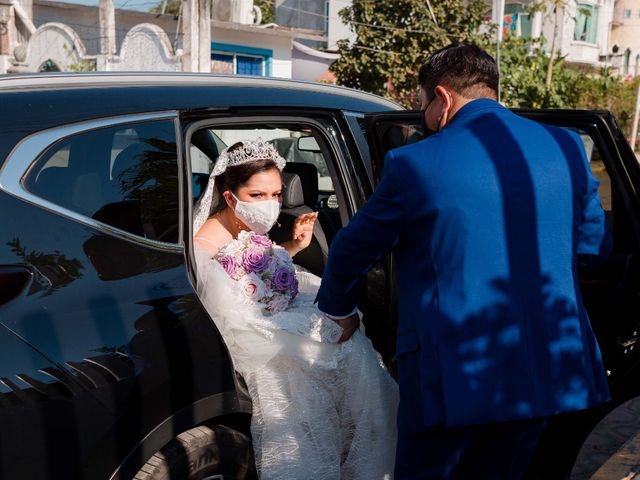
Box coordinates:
[317,99,612,432]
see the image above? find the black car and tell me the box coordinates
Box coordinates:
[0,72,639,480]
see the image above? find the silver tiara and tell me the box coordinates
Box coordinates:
[211,139,286,177]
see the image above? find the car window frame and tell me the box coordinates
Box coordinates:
[0,111,184,251]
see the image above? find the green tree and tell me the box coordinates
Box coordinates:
[524,0,569,90]
[574,69,640,135]
[255,0,275,24]
[149,0,179,16]
[483,33,639,136]
[477,34,582,108]
[330,0,489,107]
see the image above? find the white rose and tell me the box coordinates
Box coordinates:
[240,272,266,302]
[267,294,291,314]
[221,238,244,257]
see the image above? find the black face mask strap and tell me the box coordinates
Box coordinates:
[421,94,436,136]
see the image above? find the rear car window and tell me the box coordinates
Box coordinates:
[24,119,180,243]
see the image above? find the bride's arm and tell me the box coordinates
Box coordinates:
[280,212,318,256]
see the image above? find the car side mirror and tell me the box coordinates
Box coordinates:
[297,136,321,152]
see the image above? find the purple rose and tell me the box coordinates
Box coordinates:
[218,255,238,278]
[273,266,296,292]
[243,248,269,273]
[250,233,273,249]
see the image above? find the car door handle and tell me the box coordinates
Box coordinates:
[0,266,32,307]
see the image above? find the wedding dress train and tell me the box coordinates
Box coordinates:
[194,245,399,479]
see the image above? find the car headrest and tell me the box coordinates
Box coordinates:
[282,172,306,209]
[283,162,318,208]
[111,142,148,186]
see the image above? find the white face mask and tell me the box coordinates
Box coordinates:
[232,193,281,235]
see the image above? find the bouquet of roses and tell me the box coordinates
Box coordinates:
[215,230,299,314]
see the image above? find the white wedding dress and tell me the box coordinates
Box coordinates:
[194,244,399,479]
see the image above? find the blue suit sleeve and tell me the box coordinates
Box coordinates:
[316,150,406,316]
[575,135,612,260]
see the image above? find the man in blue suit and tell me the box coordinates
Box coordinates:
[317,44,612,479]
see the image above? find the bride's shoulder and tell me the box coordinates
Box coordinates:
[194,218,231,256]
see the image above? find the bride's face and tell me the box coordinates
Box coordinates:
[224,168,283,206]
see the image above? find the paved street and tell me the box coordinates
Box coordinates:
[572,156,639,479]
[571,398,640,479]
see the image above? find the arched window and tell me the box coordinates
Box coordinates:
[623,48,631,75]
[574,3,599,44]
[39,59,61,72]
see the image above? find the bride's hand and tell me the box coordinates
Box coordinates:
[291,212,318,253]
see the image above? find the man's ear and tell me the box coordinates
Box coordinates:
[434,85,454,128]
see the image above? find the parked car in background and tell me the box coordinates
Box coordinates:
[1,73,639,479]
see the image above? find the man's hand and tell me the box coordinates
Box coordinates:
[334,314,360,343]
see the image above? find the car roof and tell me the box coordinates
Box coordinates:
[0,73,401,136]
[0,72,400,108]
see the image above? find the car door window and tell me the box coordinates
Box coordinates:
[575,131,611,213]
[24,119,180,243]
[358,112,424,185]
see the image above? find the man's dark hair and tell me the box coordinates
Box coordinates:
[418,44,499,99]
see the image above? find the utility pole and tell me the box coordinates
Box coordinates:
[182,0,211,72]
[492,0,505,102]
[198,0,210,72]
[99,0,116,70]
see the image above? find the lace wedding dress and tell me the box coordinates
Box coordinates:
[194,244,399,479]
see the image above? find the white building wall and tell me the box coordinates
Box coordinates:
[327,0,352,50]
[32,1,180,55]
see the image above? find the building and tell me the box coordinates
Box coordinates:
[610,0,640,76]
[274,0,353,49]
[489,0,618,70]
[0,0,326,76]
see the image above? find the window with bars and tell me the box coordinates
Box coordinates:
[211,52,265,76]
[210,43,272,76]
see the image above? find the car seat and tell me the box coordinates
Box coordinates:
[269,170,329,277]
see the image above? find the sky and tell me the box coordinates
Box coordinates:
[51,0,159,13]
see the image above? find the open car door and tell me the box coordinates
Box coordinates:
[360,107,640,478]
[348,111,424,370]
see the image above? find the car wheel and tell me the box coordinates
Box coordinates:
[134,425,257,480]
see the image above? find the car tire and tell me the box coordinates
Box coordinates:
[134,425,257,480]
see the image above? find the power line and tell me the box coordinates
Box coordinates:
[258,0,462,38]
[351,44,402,55]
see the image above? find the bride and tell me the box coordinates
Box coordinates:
[192,139,398,479]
